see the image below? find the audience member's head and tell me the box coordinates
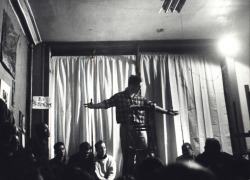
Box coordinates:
[79,142,92,159]
[204,138,221,155]
[35,123,50,142]
[95,140,106,158]
[135,156,164,180]
[156,161,216,180]
[182,142,194,157]
[54,142,65,159]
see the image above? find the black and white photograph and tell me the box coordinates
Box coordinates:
[0,0,249,180]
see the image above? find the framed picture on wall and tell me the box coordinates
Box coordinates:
[0,79,11,108]
[0,9,20,79]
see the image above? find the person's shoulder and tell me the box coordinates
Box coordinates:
[107,90,125,100]
[49,157,58,167]
[219,152,235,160]
[115,89,127,96]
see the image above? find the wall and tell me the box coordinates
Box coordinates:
[0,0,29,129]
[233,4,250,150]
[235,37,250,149]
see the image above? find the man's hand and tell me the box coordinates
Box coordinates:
[155,106,179,115]
[167,109,179,116]
[84,99,93,108]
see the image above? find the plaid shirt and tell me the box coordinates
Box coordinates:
[103,88,148,124]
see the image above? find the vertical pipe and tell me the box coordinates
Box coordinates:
[26,43,34,141]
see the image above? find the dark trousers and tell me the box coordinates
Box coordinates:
[120,123,148,176]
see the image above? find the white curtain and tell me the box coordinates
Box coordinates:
[140,53,232,164]
[49,53,232,175]
[49,55,136,176]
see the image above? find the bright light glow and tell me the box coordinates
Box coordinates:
[218,35,240,57]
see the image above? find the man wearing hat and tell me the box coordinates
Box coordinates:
[68,141,95,175]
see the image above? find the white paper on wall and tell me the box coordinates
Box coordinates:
[32,96,52,109]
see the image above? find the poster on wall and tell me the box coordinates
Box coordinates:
[0,79,11,108]
[0,9,20,79]
[32,96,52,109]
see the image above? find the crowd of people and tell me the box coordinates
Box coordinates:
[0,121,116,180]
[0,120,249,180]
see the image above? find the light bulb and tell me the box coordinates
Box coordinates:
[218,34,239,57]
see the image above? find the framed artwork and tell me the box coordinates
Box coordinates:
[0,79,11,108]
[1,9,20,78]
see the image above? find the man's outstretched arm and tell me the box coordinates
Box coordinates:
[84,100,107,109]
[155,105,179,115]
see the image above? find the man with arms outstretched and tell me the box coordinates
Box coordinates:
[85,75,178,176]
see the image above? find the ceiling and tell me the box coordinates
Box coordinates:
[26,0,249,43]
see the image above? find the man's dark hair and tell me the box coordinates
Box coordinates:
[128,75,142,86]
[95,140,104,150]
[205,138,221,154]
[54,142,64,150]
[79,142,91,151]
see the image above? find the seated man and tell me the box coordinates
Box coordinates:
[176,142,195,162]
[49,142,66,175]
[94,140,116,180]
[68,141,95,175]
[195,138,250,180]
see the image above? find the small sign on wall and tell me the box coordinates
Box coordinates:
[0,79,11,108]
[32,96,52,109]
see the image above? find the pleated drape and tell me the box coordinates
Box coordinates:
[49,53,232,176]
[49,55,136,176]
[140,53,232,164]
